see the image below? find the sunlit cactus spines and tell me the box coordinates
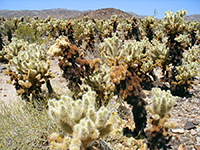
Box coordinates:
[81,63,115,105]
[149,88,177,118]
[48,90,116,150]
[122,37,150,64]
[47,37,68,56]
[145,87,177,149]
[4,38,29,60]
[164,9,187,26]
[4,38,53,100]
[100,34,123,66]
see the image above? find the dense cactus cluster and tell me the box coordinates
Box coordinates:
[48,90,116,150]
[3,38,53,100]
[0,9,199,150]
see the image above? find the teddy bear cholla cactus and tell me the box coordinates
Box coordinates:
[122,37,149,64]
[4,38,29,60]
[145,88,177,149]
[148,88,177,118]
[100,34,124,66]
[174,45,200,91]
[81,64,115,106]
[48,90,116,150]
[5,40,52,99]
[48,36,101,91]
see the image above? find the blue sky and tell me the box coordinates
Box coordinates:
[0,0,199,19]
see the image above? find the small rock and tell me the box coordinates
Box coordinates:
[193,119,200,125]
[196,127,200,133]
[194,145,200,150]
[178,144,186,150]
[184,121,196,130]
[191,129,197,136]
[172,128,184,134]
[0,66,6,70]
[196,137,200,144]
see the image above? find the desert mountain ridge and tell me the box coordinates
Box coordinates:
[0,8,199,21]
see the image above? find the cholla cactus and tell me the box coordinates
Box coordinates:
[5,40,52,99]
[141,16,156,41]
[11,43,49,79]
[82,64,115,105]
[4,38,29,60]
[175,61,199,84]
[141,59,154,73]
[186,20,200,46]
[147,88,177,118]
[100,34,123,66]
[48,90,116,150]
[150,39,169,63]
[122,37,149,63]
[174,34,190,47]
[145,88,177,149]
[175,45,200,89]
[182,44,200,62]
[163,9,187,59]
[163,9,187,27]
[48,37,68,56]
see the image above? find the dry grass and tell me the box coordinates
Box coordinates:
[0,100,61,150]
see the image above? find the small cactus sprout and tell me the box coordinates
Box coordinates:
[150,88,177,118]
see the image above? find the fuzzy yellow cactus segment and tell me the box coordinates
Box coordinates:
[102,20,113,36]
[163,9,187,28]
[83,20,95,35]
[187,21,200,43]
[175,45,200,85]
[11,43,49,77]
[48,37,68,56]
[48,90,116,150]
[174,34,190,46]
[82,64,115,103]
[100,34,123,66]
[150,39,169,62]
[140,16,156,40]
[149,88,177,118]
[182,45,200,62]
[4,38,29,60]
[141,59,154,73]
[175,61,199,85]
[7,41,52,97]
[122,37,149,63]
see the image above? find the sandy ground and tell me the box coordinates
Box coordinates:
[0,63,20,104]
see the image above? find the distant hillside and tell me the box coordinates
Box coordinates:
[0,8,144,20]
[127,12,146,19]
[0,8,83,19]
[0,8,199,21]
[78,8,134,19]
[185,14,200,22]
